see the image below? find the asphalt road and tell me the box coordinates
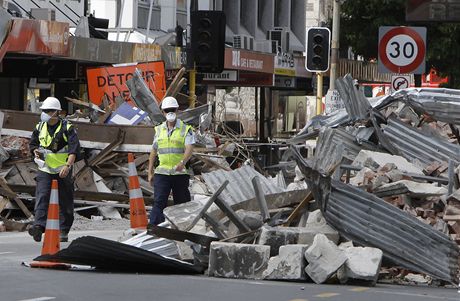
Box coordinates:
[1,230,459,301]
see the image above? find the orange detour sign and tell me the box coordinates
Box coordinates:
[30,180,70,269]
[86,61,166,105]
[128,153,148,229]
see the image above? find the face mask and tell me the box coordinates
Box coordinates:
[166,112,176,122]
[40,112,52,123]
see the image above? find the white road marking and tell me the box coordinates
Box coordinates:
[16,297,56,301]
[0,252,14,255]
[374,289,458,300]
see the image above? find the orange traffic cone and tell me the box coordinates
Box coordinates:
[128,153,148,229]
[30,180,69,269]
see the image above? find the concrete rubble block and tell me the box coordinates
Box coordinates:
[337,247,383,286]
[263,244,310,280]
[374,180,448,198]
[371,174,390,190]
[304,234,347,284]
[352,150,424,175]
[386,169,405,182]
[349,167,375,186]
[208,242,270,279]
[259,224,339,256]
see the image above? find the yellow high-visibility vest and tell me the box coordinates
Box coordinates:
[155,120,192,175]
[36,120,71,174]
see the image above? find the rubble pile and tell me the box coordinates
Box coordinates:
[1,74,460,287]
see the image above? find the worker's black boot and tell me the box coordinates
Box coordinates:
[28,225,44,242]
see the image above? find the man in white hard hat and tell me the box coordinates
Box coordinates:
[147,96,195,225]
[28,97,81,242]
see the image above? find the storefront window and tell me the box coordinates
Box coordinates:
[273,90,313,138]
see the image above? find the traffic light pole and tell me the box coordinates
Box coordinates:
[316,72,323,115]
[189,68,196,108]
[329,0,341,90]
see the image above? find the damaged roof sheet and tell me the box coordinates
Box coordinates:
[336,74,372,121]
[383,116,460,165]
[325,180,459,284]
[35,236,202,274]
[202,165,283,207]
[312,127,378,174]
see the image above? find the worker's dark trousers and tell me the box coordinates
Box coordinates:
[149,174,191,225]
[34,170,74,233]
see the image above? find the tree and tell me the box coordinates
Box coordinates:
[340,0,460,87]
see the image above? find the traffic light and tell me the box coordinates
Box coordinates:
[191,11,226,73]
[305,27,331,72]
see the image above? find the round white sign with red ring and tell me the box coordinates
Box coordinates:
[379,27,425,73]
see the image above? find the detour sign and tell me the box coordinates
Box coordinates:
[86,61,166,105]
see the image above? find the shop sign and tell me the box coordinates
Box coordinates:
[274,52,295,76]
[225,48,274,73]
[0,19,69,62]
[238,72,274,86]
[203,70,238,82]
[86,61,166,105]
[274,76,296,88]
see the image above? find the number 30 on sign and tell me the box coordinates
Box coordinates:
[378,26,426,74]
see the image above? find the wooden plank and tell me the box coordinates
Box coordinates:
[147,224,218,248]
[7,183,154,204]
[281,191,313,227]
[0,196,9,215]
[202,213,227,239]
[214,196,251,233]
[183,180,229,232]
[1,109,154,150]
[252,176,270,222]
[0,177,33,218]
[15,162,37,186]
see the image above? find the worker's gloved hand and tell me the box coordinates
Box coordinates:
[33,149,40,159]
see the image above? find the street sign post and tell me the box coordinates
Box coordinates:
[378,26,426,74]
[391,75,411,93]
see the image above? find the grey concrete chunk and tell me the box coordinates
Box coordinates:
[227,210,263,237]
[263,244,309,280]
[209,242,270,279]
[374,180,447,198]
[259,225,339,256]
[337,247,383,286]
[304,234,347,284]
[353,150,423,174]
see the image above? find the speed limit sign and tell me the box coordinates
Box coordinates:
[378,26,426,74]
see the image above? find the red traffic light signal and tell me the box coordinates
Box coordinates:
[306,27,331,72]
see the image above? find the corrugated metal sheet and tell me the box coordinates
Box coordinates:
[291,146,459,284]
[336,74,372,121]
[312,127,378,174]
[35,236,202,274]
[202,165,283,206]
[325,180,459,283]
[383,116,460,166]
[403,88,460,125]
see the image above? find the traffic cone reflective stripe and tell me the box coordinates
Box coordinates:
[128,153,148,229]
[41,179,60,255]
[30,179,69,269]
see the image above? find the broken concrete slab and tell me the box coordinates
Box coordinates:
[263,244,309,281]
[349,167,375,186]
[304,234,347,284]
[208,242,270,279]
[374,180,448,198]
[352,150,424,175]
[259,225,339,256]
[305,209,338,236]
[336,246,383,286]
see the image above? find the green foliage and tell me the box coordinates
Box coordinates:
[340,0,460,87]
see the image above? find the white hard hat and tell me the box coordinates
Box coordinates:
[161,96,179,110]
[41,97,62,111]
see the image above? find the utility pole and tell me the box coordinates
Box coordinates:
[188,0,198,108]
[329,0,341,90]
